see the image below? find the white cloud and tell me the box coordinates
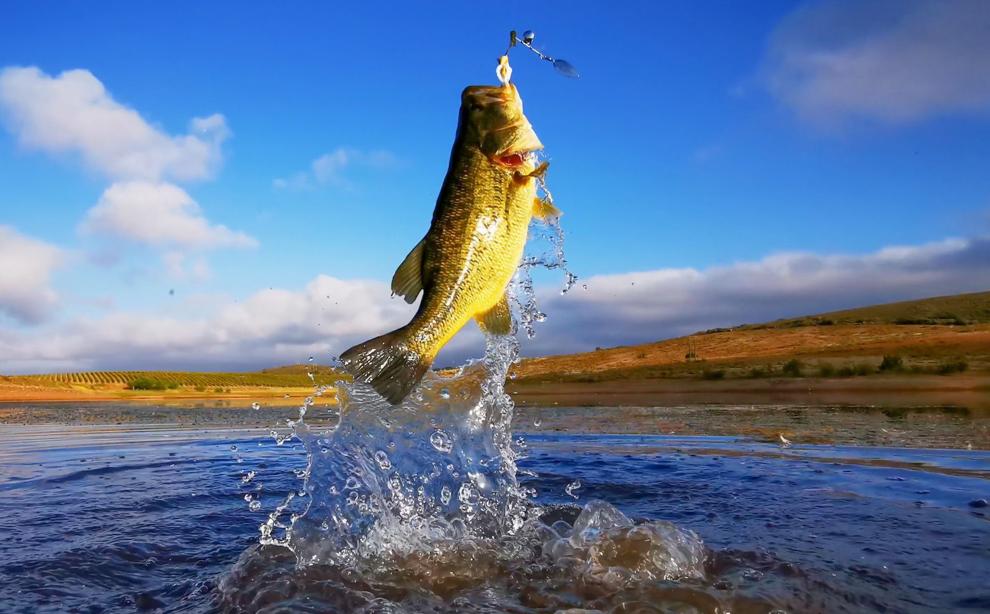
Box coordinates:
[81,181,257,250]
[524,235,990,356]
[0,65,252,280]
[162,251,211,282]
[274,147,398,190]
[0,275,415,373]
[0,226,63,325]
[0,66,228,181]
[2,235,989,373]
[764,0,990,126]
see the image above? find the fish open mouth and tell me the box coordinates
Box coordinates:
[495,150,537,168]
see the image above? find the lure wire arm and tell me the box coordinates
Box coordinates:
[502,29,579,78]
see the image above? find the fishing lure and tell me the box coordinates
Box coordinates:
[504,30,580,79]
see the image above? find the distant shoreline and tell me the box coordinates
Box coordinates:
[509,374,990,410]
[2,374,986,411]
[0,385,324,406]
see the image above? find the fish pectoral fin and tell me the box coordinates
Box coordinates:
[391,238,426,303]
[513,161,549,184]
[475,292,513,336]
[532,196,562,220]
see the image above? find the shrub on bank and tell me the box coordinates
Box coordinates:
[836,364,873,377]
[782,359,803,377]
[127,377,178,391]
[748,366,770,378]
[879,355,904,372]
[936,360,968,375]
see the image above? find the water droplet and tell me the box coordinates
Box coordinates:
[249,499,262,512]
[229,444,238,452]
[430,429,454,453]
[439,388,450,399]
[522,30,535,44]
[565,480,582,499]
[552,58,580,78]
[582,284,588,290]
[308,356,314,362]
[458,483,479,505]
[241,470,256,485]
[440,485,452,505]
[374,450,391,470]
[251,402,261,410]
[533,418,542,428]
[344,476,360,490]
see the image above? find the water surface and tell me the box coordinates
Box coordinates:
[1,415,988,612]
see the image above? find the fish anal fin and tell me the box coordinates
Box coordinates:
[391,238,425,304]
[475,292,513,335]
[532,196,562,220]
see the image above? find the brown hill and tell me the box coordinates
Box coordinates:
[512,291,990,384]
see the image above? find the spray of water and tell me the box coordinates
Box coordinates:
[225,202,707,610]
[257,212,570,567]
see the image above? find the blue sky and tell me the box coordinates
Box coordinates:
[1,1,989,373]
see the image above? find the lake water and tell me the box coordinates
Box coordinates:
[0,403,988,613]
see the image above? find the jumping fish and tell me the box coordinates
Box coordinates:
[341,57,560,404]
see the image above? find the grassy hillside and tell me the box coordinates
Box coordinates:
[740,291,990,329]
[4,364,346,390]
[513,291,990,384]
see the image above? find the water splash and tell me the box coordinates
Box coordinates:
[260,333,535,570]
[236,187,708,607]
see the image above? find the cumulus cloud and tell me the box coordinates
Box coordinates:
[2,235,989,373]
[0,65,255,272]
[0,226,63,325]
[274,147,398,190]
[161,251,211,282]
[764,0,990,126]
[523,235,990,356]
[0,275,416,373]
[0,66,228,181]
[80,181,257,249]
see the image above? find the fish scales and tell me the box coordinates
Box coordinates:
[341,72,560,404]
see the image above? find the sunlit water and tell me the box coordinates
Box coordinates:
[1,415,988,612]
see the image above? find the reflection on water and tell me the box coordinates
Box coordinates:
[3,401,989,449]
[517,404,990,449]
[0,421,988,612]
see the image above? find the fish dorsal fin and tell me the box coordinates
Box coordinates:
[532,196,562,220]
[475,292,512,335]
[391,238,426,303]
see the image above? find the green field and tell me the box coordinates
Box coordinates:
[8,364,346,389]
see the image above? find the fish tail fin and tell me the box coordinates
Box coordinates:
[339,328,431,405]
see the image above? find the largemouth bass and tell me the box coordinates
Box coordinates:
[341,67,560,404]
